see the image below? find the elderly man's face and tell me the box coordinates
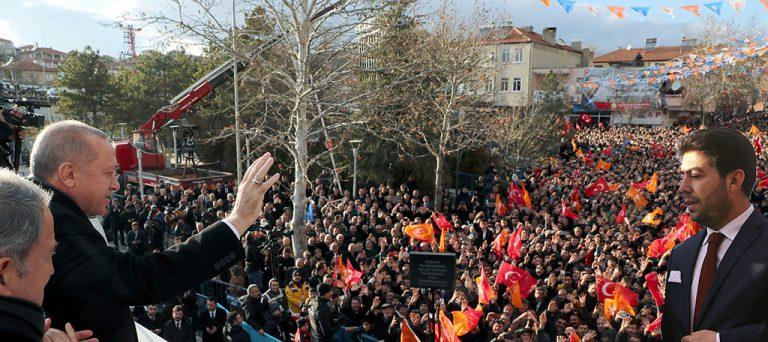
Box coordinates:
[0,207,55,305]
[62,136,120,217]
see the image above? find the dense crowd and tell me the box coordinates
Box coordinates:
[105,114,768,342]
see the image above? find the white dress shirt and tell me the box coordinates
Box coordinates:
[690,204,754,337]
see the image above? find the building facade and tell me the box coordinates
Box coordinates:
[0,37,14,63]
[479,25,592,107]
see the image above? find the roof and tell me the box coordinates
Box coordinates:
[18,47,66,56]
[0,37,11,43]
[0,59,58,72]
[594,46,693,63]
[491,27,581,53]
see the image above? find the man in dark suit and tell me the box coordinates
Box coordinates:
[126,221,147,256]
[135,304,163,335]
[162,304,194,342]
[198,298,227,342]
[29,120,280,342]
[663,128,768,342]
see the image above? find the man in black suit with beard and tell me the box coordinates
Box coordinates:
[29,120,280,342]
[663,128,768,342]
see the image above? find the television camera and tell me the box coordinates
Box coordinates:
[0,96,49,171]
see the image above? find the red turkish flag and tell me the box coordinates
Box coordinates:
[508,182,526,207]
[560,199,579,220]
[584,177,614,197]
[506,224,523,260]
[496,262,537,298]
[616,204,627,225]
[432,213,453,232]
[645,272,664,308]
[645,314,663,334]
[596,277,639,306]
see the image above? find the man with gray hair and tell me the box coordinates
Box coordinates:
[30,120,280,341]
[0,168,95,341]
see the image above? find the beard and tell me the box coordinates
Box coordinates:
[689,182,732,230]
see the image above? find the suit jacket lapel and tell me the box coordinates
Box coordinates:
[694,211,765,330]
[680,230,706,330]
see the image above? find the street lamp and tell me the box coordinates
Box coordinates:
[349,139,363,196]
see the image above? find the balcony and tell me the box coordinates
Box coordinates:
[662,94,683,108]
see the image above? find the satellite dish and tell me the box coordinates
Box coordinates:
[671,80,682,91]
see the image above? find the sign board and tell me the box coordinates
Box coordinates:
[408,252,457,290]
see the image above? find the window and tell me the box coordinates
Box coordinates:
[500,78,509,91]
[501,48,510,63]
[485,78,494,92]
[512,77,522,92]
[514,48,523,63]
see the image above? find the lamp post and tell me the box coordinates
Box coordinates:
[349,139,363,196]
[232,0,243,183]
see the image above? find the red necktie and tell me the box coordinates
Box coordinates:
[694,232,724,326]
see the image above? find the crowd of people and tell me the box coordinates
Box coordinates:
[104,114,768,342]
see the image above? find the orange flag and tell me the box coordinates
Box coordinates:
[604,284,636,319]
[680,125,692,134]
[540,0,551,7]
[401,320,421,342]
[522,186,532,208]
[607,5,626,18]
[439,228,447,253]
[404,224,436,244]
[596,159,612,171]
[626,187,648,209]
[439,310,460,342]
[681,5,700,16]
[646,173,658,194]
[491,229,509,257]
[647,235,676,258]
[576,148,585,161]
[495,194,508,216]
[750,125,761,136]
[642,207,664,226]
[476,266,495,305]
[452,311,470,336]
[569,330,582,342]
[571,138,578,152]
[508,281,524,309]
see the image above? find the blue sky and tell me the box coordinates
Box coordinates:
[1,0,767,58]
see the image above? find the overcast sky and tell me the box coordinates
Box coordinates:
[2,0,767,58]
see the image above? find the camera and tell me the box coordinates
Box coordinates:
[2,107,45,128]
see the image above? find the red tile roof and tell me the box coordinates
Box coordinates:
[594,46,693,63]
[491,27,581,53]
[19,47,67,55]
[0,59,58,72]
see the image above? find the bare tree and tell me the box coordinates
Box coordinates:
[361,2,496,211]
[487,105,561,170]
[125,0,387,256]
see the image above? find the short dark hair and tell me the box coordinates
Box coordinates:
[678,127,756,197]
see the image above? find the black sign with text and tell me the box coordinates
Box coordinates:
[408,252,457,290]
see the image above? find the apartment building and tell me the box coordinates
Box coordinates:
[479,24,592,107]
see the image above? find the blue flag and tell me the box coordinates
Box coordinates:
[703,2,723,15]
[630,7,650,16]
[557,0,575,13]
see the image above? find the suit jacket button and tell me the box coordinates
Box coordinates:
[229,252,236,259]
[213,262,220,270]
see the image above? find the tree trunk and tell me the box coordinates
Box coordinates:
[290,110,309,257]
[290,12,310,258]
[434,152,444,213]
